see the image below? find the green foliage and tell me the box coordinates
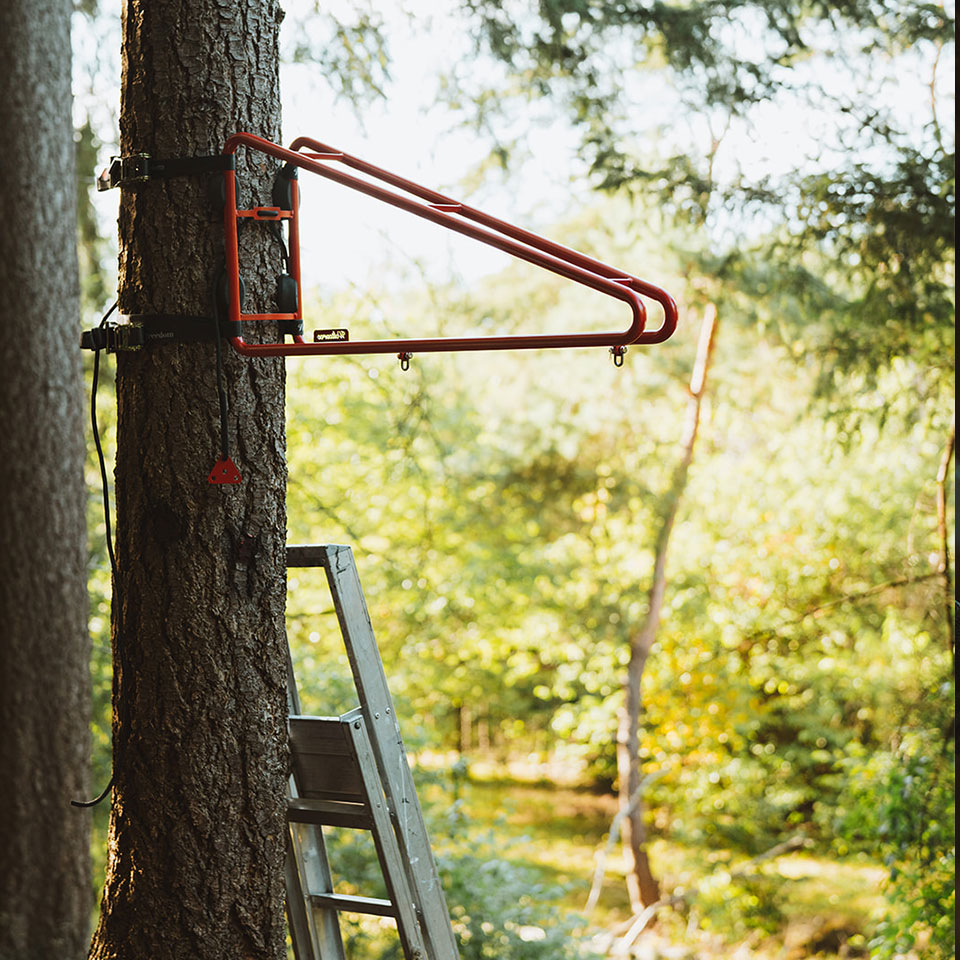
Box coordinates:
[693,870,789,939]
[73,195,953,951]
[306,778,598,958]
[436,816,598,960]
[72,0,954,953]
[459,0,953,168]
[712,136,955,424]
[835,729,955,959]
[281,4,391,106]
[284,200,953,949]
[450,0,955,433]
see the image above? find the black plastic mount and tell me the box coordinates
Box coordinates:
[272,163,298,210]
[97,153,235,191]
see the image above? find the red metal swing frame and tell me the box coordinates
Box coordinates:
[220,132,677,358]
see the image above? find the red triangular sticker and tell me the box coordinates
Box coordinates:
[208,456,242,485]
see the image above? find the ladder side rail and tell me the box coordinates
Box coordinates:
[285,635,347,960]
[285,830,319,960]
[287,774,348,960]
[345,713,429,959]
[322,546,460,960]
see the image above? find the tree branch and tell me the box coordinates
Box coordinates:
[741,570,944,651]
[795,572,942,621]
[929,40,945,152]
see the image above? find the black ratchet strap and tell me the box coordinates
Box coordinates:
[97,153,235,191]
[80,315,242,352]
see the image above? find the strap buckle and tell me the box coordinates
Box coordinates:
[97,155,150,191]
[80,322,145,353]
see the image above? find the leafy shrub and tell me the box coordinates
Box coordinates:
[437,837,599,960]
[318,798,599,959]
[835,730,955,959]
[691,870,788,940]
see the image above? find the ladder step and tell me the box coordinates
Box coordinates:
[311,893,398,918]
[289,716,367,802]
[286,544,331,568]
[288,796,373,829]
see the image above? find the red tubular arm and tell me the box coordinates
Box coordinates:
[222,132,678,358]
[290,136,678,345]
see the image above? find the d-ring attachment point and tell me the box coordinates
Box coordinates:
[398,352,413,371]
[610,345,627,367]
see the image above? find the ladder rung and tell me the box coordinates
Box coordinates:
[288,796,373,829]
[311,893,398,918]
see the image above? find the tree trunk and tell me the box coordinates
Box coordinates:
[87,2,289,957]
[616,303,718,912]
[0,1,91,957]
[935,426,954,664]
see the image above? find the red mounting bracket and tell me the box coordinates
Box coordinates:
[220,132,678,359]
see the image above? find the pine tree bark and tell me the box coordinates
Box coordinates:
[87,2,289,957]
[616,304,718,912]
[0,1,91,957]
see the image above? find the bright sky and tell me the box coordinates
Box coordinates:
[74,1,955,302]
[76,1,592,298]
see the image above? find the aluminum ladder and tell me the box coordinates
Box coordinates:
[284,543,460,960]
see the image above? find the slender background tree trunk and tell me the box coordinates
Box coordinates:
[0,1,91,956]
[88,1,289,957]
[616,303,718,911]
[935,427,954,665]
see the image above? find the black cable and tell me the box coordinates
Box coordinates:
[91,303,118,579]
[211,286,231,459]
[71,776,114,809]
[72,300,118,809]
[270,221,290,273]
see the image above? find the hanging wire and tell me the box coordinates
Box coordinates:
[73,301,119,808]
[270,220,291,273]
[212,279,231,460]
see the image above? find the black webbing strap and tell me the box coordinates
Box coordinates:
[134,314,243,344]
[97,153,235,191]
[80,315,244,352]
